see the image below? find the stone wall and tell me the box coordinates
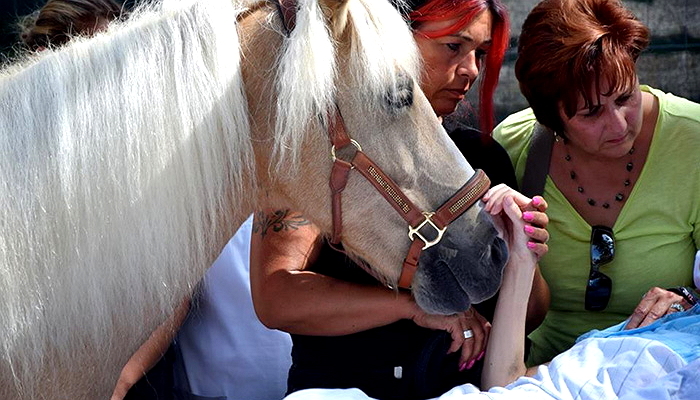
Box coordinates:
[486,0,700,124]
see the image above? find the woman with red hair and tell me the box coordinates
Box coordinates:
[250,1,550,399]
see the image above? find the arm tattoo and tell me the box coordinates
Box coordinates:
[253,209,310,237]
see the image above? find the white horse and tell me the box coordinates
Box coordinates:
[0,0,507,398]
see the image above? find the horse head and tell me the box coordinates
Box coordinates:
[243,0,508,315]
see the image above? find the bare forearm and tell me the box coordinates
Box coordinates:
[253,269,416,335]
[481,254,535,389]
[250,208,420,336]
[526,266,550,334]
[111,299,190,400]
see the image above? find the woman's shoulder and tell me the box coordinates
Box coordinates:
[493,108,537,143]
[645,85,700,123]
[645,86,700,152]
[492,108,538,167]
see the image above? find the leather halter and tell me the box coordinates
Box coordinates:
[273,0,492,289]
[327,110,490,288]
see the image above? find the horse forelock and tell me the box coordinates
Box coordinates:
[272,0,420,173]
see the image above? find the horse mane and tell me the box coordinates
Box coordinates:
[273,0,420,171]
[0,0,253,393]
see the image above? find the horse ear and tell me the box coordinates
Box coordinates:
[320,0,351,37]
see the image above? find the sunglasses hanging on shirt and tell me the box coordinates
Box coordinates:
[585,225,615,311]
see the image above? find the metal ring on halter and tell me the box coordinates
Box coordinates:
[330,139,362,163]
[669,303,685,313]
[463,329,474,339]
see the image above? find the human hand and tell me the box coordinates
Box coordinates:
[411,306,490,370]
[482,184,549,259]
[624,287,690,329]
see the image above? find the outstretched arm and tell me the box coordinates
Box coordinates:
[483,185,551,334]
[480,190,544,389]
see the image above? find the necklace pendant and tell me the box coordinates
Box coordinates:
[615,193,624,202]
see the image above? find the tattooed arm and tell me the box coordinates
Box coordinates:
[249,208,422,336]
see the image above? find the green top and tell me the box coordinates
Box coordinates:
[493,86,700,365]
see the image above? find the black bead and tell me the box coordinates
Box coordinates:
[565,154,572,161]
[624,179,630,186]
[578,186,584,193]
[570,171,576,179]
[629,147,635,155]
[587,198,596,206]
[615,193,624,201]
[626,162,633,172]
[603,203,610,208]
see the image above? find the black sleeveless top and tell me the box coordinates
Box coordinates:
[287,128,517,400]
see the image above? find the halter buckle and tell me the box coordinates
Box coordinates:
[408,212,445,250]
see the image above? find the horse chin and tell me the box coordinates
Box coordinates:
[411,209,508,315]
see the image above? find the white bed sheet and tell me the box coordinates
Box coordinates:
[284,336,700,400]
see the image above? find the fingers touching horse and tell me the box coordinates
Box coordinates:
[0,0,506,398]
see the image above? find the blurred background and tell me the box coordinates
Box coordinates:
[0,0,698,125]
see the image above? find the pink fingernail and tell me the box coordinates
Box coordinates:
[459,362,467,372]
[466,360,476,370]
[527,242,537,249]
[532,197,542,206]
[524,226,534,234]
[477,351,485,361]
[523,212,534,221]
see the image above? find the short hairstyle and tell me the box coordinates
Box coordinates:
[514,0,650,134]
[409,0,510,133]
[19,0,122,50]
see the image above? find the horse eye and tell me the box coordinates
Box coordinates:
[384,73,414,111]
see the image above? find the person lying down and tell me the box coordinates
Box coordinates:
[283,189,700,400]
[285,306,700,400]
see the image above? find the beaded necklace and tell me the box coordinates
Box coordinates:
[564,144,636,208]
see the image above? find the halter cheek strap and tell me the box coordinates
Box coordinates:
[327,109,491,289]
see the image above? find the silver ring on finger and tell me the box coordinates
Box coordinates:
[669,303,685,313]
[463,329,474,339]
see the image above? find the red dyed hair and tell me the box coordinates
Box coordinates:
[409,0,510,133]
[515,0,650,134]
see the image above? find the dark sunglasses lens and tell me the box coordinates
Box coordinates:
[591,228,615,265]
[585,270,612,311]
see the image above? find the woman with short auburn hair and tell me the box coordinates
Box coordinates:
[494,0,700,366]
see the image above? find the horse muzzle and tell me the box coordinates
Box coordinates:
[411,206,508,315]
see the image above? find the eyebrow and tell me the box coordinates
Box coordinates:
[444,34,492,45]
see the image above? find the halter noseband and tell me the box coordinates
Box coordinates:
[274,0,491,289]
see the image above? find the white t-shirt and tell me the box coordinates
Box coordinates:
[176,216,292,400]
